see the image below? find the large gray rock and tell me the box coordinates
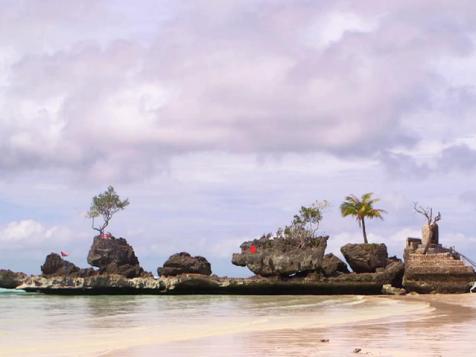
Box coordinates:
[41,253,80,276]
[321,253,349,277]
[158,252,212,277]
[340,243,388,273]
[0,269,27,288]
[87,236,146,278]
[232,236,328,277]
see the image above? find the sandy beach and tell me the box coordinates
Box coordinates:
[103,295,476,357]
[3,290,474,357]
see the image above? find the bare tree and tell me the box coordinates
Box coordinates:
[413,202,441,254]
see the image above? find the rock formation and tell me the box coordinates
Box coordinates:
[0,269,27,289]
[403,238,475,293]
[41,253,80,276]
[87,236,147,278]
[321,253,349,277]
[232,236,328,277]
[340,243,388,273]
[158,252,212,277]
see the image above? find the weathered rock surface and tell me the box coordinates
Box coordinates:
[341,243,388,273]
[403,242,475,293]
[382,284,406,295]
[321,253,349,277]
[232,236,328,277]
[158,252,212,277]
[41,253,80,276]
[0,269,27,289]
[18,259,404,295]
[87,236,146,278]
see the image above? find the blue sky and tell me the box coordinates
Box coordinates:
[1,0,476,276]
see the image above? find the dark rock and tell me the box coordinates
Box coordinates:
[0,269,27,289]
[232,236,328,277]
[41,253,80,276]
[321,253,349,277]
[158,252,212,277]
[340,243,388,273]
[353,348,362,353]
[87,236,146,278]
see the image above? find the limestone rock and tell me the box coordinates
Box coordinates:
[0,269,27,289]
[158,252,212,277]
[382,284,406,295]
[340,243,388,273]
[321,253,349,277]
[41,253,80,276]
[87,236,146,278]
[231,236,328,277]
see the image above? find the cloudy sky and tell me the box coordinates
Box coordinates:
[1,0,476,276]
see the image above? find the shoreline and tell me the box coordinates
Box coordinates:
[102,294,476,357]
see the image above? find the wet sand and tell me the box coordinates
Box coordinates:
[105,295,476,357]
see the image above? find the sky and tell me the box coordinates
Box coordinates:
[1,0,476,276]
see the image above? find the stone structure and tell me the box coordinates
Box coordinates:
[232,236,328,277]
[340,243,388,273]
[158,252,212,277]
[403,237,475,293]
[422,223,439,247]
[87,236,147,278]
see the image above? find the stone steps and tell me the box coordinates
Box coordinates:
[407,266,475,273]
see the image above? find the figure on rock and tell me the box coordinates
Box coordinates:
[413,202,441,254]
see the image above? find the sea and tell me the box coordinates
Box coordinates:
[1,288,476,356]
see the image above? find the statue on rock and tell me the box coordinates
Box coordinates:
[413,203,441,254]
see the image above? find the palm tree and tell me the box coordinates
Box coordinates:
[340,193,386,244]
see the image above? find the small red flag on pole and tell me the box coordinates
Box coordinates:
[250,244,257,254]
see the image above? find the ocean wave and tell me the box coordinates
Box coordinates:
[0,288,29,295]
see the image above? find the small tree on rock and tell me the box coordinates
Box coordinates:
[87,186,129,235]
[277,200,329,240]
[340,193,386,244]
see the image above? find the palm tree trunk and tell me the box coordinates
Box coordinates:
[361,217,368,244]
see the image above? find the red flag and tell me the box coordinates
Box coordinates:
[250,244,257,254]
[60,251,69,257]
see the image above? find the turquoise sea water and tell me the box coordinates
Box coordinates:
[1,288,476,356]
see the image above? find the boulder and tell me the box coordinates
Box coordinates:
[0,269,27,289]
[87,236,146,278]
[321,253,349,277]
[340,243,388,273]
[382,284,406,295]
[158,252,212,277]
[41,253,80,276]
[232,236,328,277]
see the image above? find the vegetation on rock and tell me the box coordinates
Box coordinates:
[340,193,386,244]
[87,186,129,234]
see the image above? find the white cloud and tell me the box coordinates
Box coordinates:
[0,220,72,249]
